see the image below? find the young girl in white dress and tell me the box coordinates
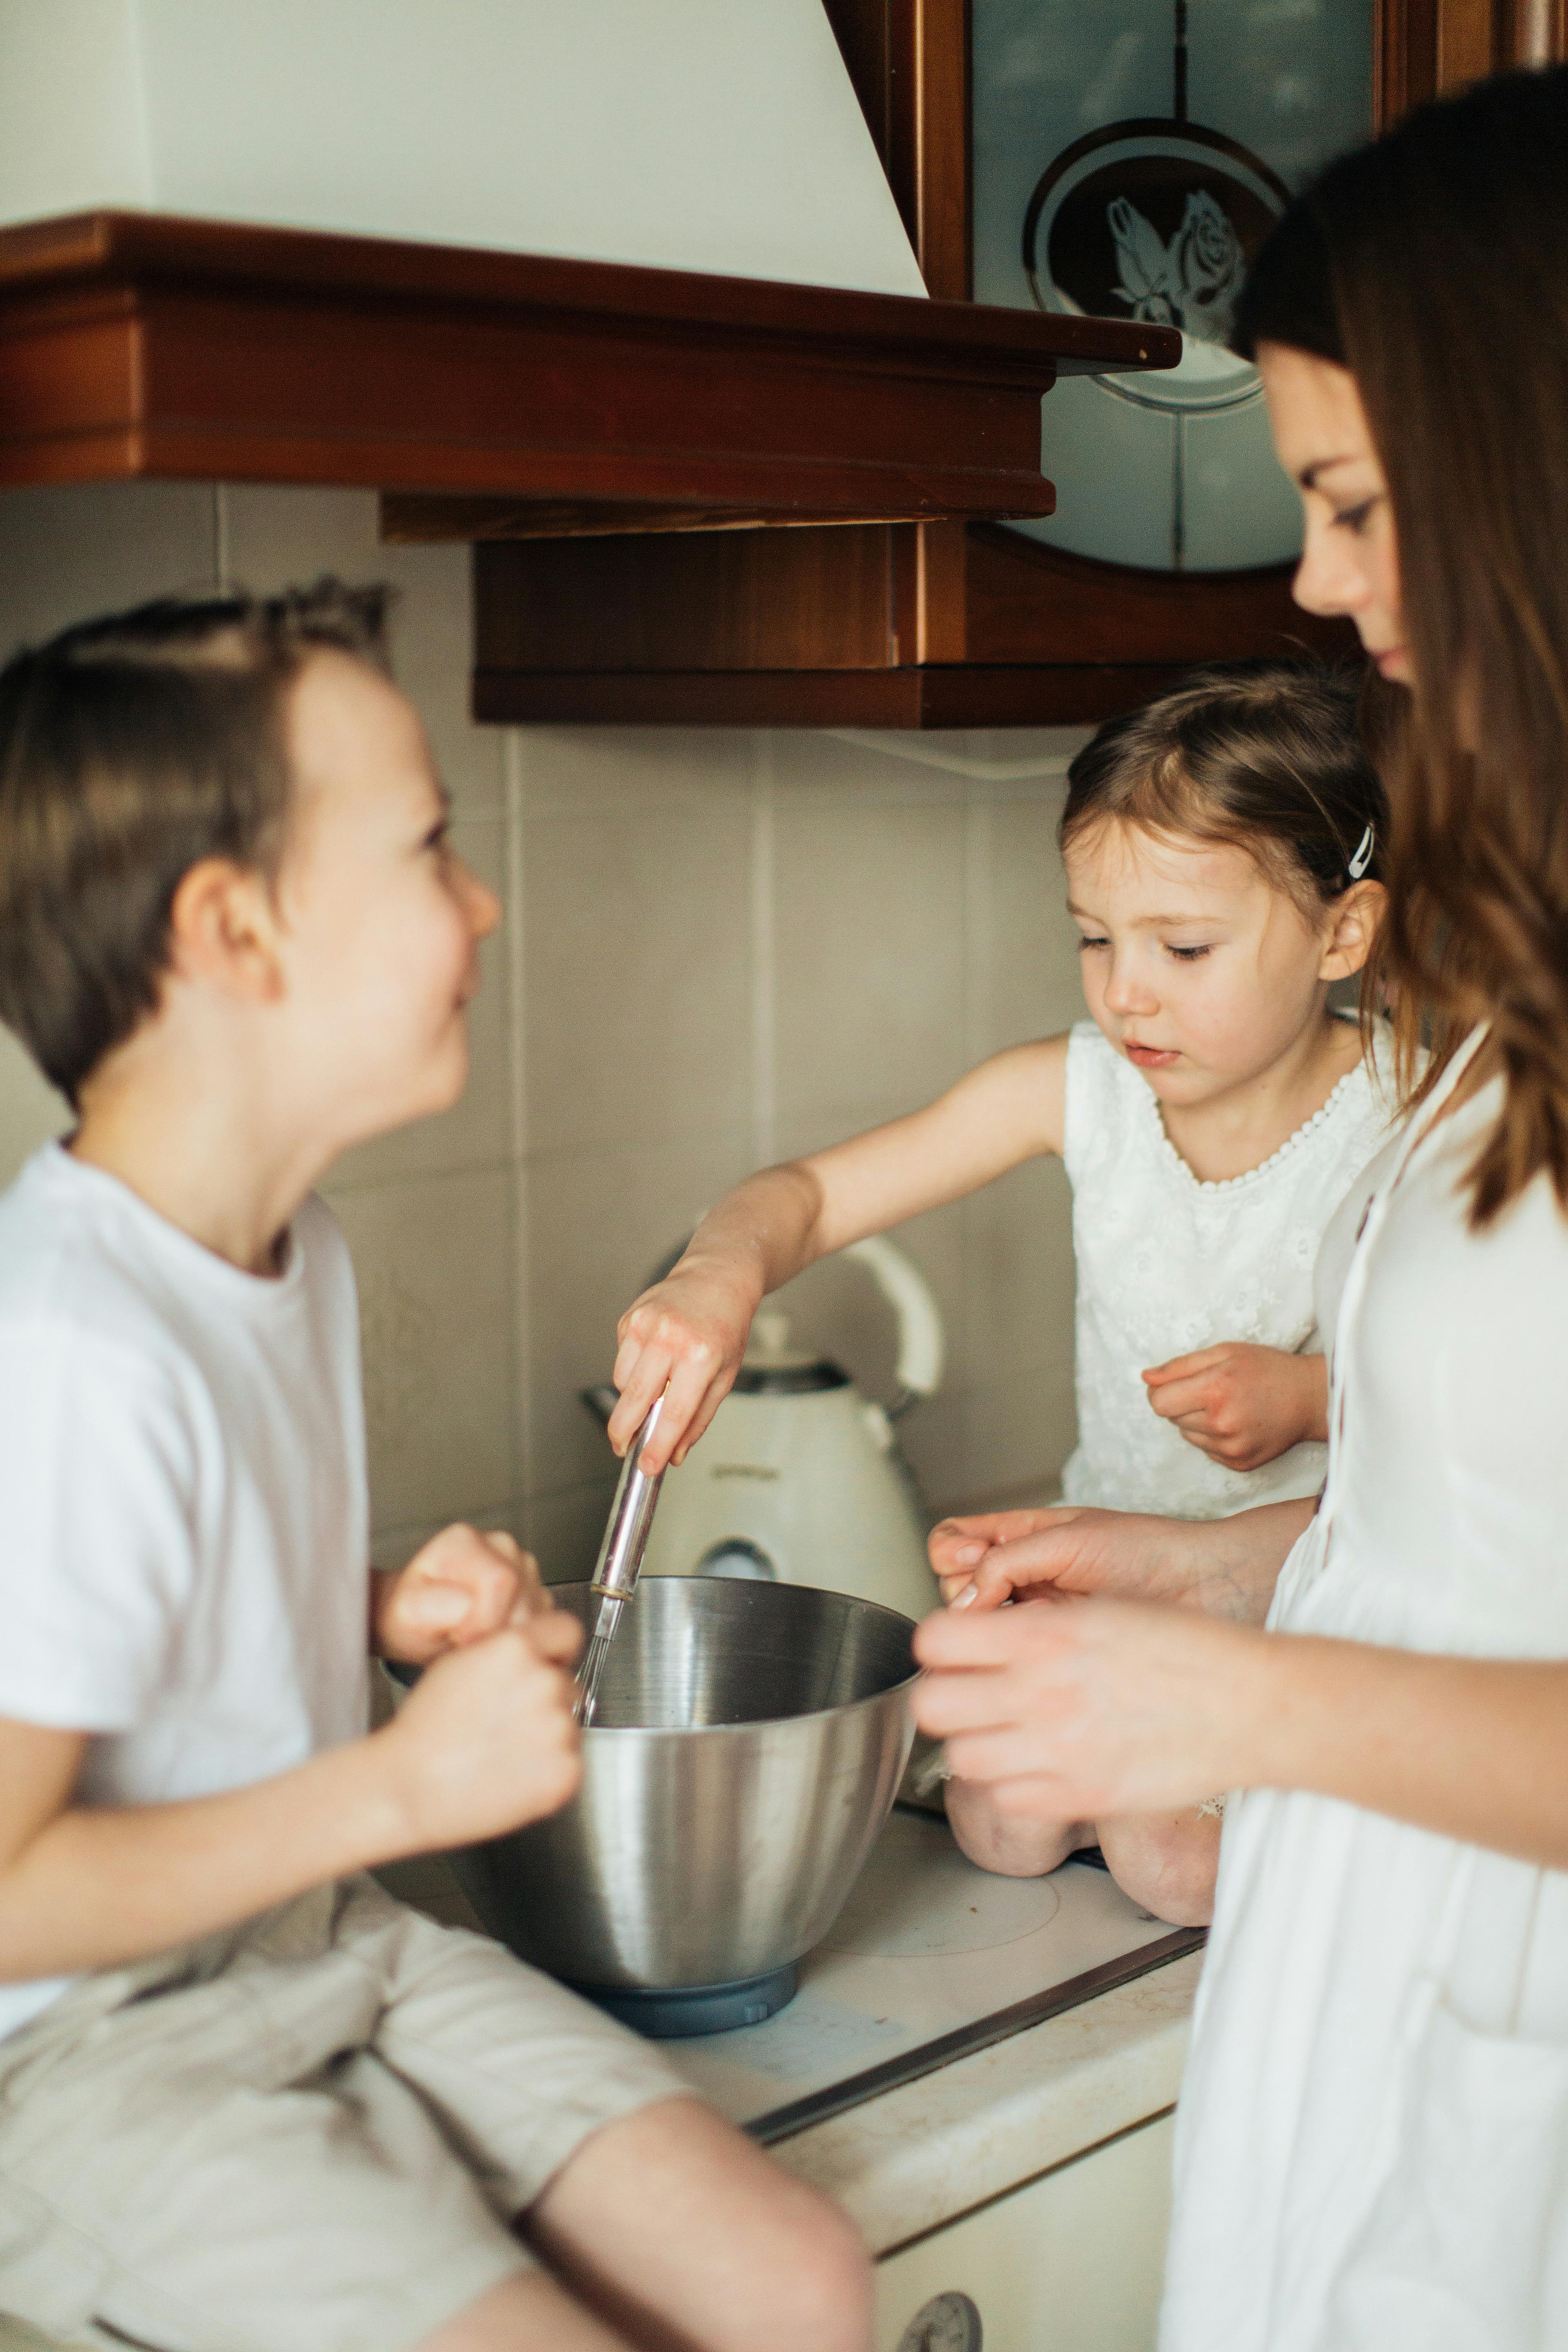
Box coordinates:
[609,656,1402,1925]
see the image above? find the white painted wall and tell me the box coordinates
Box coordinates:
[0,0,925,296]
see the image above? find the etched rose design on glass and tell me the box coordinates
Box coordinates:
[1108,187,1244,346]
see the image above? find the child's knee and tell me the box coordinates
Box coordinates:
[945,1777,1084,1878]
[1099,1813,1218,1927]
[764,2185,872,2352]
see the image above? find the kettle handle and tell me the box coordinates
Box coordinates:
[843,1234,944,1412]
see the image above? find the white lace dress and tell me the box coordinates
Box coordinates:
[1059,1018,1399,1518]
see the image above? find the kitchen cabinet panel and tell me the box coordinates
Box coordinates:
[470,0,1563,725]
[0,211,1174,526]
[875,2110,1175,2352]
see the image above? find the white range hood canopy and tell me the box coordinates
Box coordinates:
[0,0,927,298]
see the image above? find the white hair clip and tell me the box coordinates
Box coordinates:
[1348,824,1376,880]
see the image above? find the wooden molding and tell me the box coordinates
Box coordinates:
[470,520,1358,728]
[0,208,1175,522]
[1379,0,1564,115]
[474,663,1210,730]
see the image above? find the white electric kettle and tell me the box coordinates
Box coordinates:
[585,1236,944,1621]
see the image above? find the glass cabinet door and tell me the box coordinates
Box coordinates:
[973,1,1375,571]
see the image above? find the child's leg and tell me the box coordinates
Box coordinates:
[362,1887,870,2352]
[416,2101,870,2352]
[517,2094,870,2352]
[417,2270,627,2350]
[945,1772,1100,1877]
[1095,1806,1221,1927]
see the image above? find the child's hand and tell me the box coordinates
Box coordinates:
[1141,1344,1328,1471]
[374,1525,547,1665]
[609,1259,760,1474]
[378,1612,584,1851]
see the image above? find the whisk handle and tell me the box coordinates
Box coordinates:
[589,1394,667,1604]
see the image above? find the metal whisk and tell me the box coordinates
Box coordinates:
[575,1394,668,1727]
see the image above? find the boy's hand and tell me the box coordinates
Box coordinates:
[1141,1344,1328,1471]
[374,1525,547,1664]
[609,1258,760,1474]
[378,1613,584,1851]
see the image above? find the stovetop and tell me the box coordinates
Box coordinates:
[664,1807,1203,2144]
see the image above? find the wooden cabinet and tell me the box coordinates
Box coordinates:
[466,0,1566,728]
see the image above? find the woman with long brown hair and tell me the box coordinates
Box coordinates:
[916,65,1568,2350]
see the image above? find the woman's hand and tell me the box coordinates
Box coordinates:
[913,1592,1270,1822]
[607,1256,762,1473]
[373,1526,547,1664]
[1141,1344,1328,1470]
[930,1495,1315,1626]
[931,1504,1216,1613]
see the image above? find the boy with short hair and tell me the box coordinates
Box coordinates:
[0,588,871,2352]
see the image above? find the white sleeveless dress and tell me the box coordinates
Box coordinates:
[1059,1018,1400,1518]
[1160,1033,1568,2350]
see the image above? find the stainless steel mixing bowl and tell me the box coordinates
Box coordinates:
[403,1577,917,2032]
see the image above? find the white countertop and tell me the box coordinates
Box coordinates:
[382,1829,1205,2263]
[769,1947,1202,2257]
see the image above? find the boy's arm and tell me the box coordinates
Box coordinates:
[611,1036,1070,1471]
[0,1613,580,1984]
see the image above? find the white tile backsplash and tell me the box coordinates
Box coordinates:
[0,480,1092,1545]
[773,797,969,1135]
[328,1164,517,1532]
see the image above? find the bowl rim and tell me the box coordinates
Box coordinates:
[382,1575,924,1736]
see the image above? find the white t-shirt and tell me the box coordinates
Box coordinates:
[0,1146,369,2043]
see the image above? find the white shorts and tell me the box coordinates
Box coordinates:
[0,1876,686,2352]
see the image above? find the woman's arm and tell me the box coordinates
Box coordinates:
[929,1495,1317,1622]
[610,1036,1069,1471]
[914,1595,1568,1872]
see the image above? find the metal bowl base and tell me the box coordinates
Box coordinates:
[575,1964,798,2039]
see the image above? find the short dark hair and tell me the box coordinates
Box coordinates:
[1060,658,1388,911]
[0,580,391,1106]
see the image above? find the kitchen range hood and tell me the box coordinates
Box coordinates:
[0,0,1174,532]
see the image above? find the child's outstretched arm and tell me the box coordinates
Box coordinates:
[0,1605,581,1987]
[610,1036,1069,1473]
[1141,1344,1329,1471]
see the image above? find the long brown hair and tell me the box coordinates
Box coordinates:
[1236,66,1568,1225]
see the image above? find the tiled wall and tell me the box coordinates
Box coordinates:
[0,483,1091,1576]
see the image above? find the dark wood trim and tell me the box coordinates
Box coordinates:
[0,209,1176,516]
[475,662,1282,731]
[825,0,971,298]
[464,0,1537,728]
[1378,0,1565,116]
[958,525,1359,669]
[385,495,953,543]
[465,476,1355,733]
